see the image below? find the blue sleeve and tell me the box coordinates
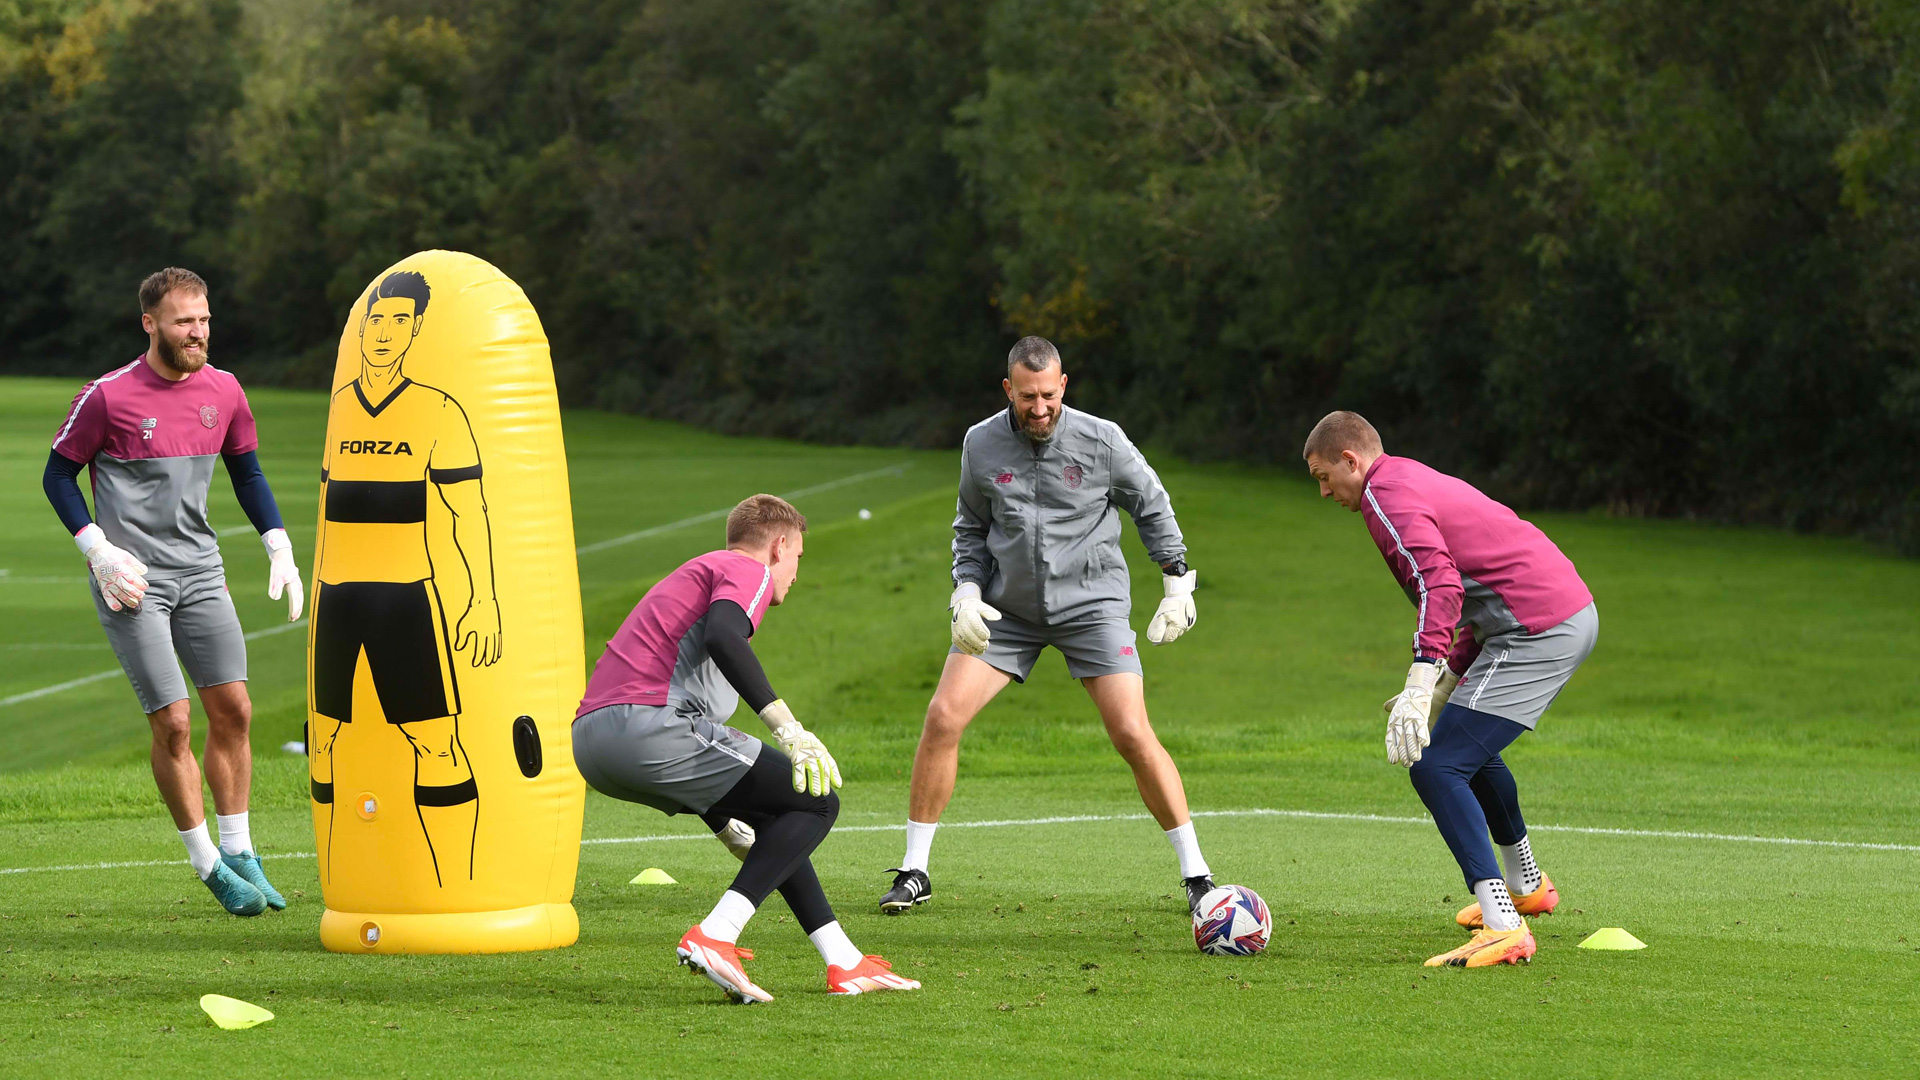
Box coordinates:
[43,449,92,535]
[222,451,285,533]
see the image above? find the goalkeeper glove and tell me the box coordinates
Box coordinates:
[949,581,1000,656]
[262,528,303,622]
[1146,569,1197,645]
[759,699,843,797]
[75,524,148,612]
[712,818,755,862]
[1383,660,1442,767]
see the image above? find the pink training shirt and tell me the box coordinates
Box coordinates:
[577,550,773,718]
[51,357,259,577]
[1360,455,1592,671]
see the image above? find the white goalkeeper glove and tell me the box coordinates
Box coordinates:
[949,581,1000,656]
[1383,661,1442,767]
[75,524,148,612]
[1146,569,1197,645]
[758,699,843,797]
[712,818,756,862]
[1382,665,1460,716]
[262,528,303,622]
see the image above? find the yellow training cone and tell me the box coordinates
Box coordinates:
[630,868,678,885]
[1578,927,1646,951]
[199,994,274,1029]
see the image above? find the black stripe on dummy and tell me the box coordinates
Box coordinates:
[429,464,482,484]
[311,779,334,804]
[415,778,478,807]
[324,479,428,523]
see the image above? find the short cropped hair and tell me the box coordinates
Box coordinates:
[726,494,808,548]
[1007,335,1061,375]
[367,270,431,316]
[1302,410,1384,461]
[139,268,207,314]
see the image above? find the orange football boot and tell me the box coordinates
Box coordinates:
[826,954,922,995]
[1425,924,1537,968]
[1457,874,1558,929]
[677,925,774,1003]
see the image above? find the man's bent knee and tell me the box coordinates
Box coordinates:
[148,704,193,753]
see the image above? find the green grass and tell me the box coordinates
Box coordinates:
[2,375,1917,1077]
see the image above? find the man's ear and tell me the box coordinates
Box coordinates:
[141,313,155,336]
[411,314,425,338]
[1058,372,1068,394]
[1002,377,1013,400]
[1342,449,1362,472]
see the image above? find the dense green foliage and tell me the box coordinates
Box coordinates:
[4,1,1918,546]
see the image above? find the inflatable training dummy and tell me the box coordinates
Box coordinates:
[308,250,584,953]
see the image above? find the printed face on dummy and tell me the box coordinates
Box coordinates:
[144,290,211,376]
[360,296,423,372]
[1306,452,1368,512]
[1004,362,1066,443]
[767,529,804,606]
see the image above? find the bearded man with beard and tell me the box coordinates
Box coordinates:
[42,267,302,917]
[878,336,1222,919]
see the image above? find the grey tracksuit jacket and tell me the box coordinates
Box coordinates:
[952,405,1186,626]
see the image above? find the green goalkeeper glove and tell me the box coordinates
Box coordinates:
[758,699,843,797]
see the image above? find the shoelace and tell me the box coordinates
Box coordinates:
[859,955,891,971]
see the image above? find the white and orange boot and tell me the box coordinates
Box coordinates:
[677,925,774,1004]
[1424,924,1537,968]
[826,954,922,995]
[1456,874,1559,930]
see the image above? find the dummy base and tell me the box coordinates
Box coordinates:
[320,902,579,954]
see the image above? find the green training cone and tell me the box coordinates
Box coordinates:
[200,994,275,1030]
[1578,927,1646,951]
[630,868,678,885]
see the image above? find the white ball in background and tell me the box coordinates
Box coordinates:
[858,508,872,520]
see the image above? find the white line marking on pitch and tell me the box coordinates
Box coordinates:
[575,463,907,555]
[0,620,307,708]
[5,807,1914,876]
[3,462,907,707]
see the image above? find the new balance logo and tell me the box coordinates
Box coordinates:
[338,439,414,455]
[141,417,157,441]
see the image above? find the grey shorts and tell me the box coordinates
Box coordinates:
[92,565,248,714]
[953,611,1144,683]
[572,703,764,816]
[1455,602,1599,730]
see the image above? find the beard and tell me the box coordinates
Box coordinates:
[154,334,209,374]
[1018,411,1059,443]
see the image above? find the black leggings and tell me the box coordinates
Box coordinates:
[700,749,840,933]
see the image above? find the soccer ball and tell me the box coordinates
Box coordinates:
[1192,885,1271,956]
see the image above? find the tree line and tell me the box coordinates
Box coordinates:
[5,0,1917,549]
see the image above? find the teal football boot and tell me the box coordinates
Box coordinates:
[202,861,268,916]
[220,851,287,910]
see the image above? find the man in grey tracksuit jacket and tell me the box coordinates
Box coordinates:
[879,336,1221,918]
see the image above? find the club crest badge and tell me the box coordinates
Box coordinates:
[994,472,1014,484]
[1063,464,1084,490]
[199,404,219,429]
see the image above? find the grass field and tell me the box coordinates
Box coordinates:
[2,374,1917,1077]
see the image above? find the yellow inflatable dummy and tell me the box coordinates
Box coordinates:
[307,250,584,954]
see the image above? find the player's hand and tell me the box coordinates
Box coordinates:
[262,528,303,622]
[1383,661,1442,766]
[456,598,503,666]
[76,524,148,611]
[759,699,843,796]
[1382,666,1460,714]
[1146,569,1198,645]
[949,582,1000,656]
[713,818,755,862]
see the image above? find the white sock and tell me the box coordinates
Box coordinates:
[215,811,253,857]
[1472,878,1523,932]
[900,820,938,873]
[1164,821,1211,879]
[698,890,757,944]
[1499,834,1542,896]
[807,920,865,970]
[178,822,221,880]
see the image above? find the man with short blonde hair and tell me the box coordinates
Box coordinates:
[1305,411,1598,968]
[573,494,917,1002]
